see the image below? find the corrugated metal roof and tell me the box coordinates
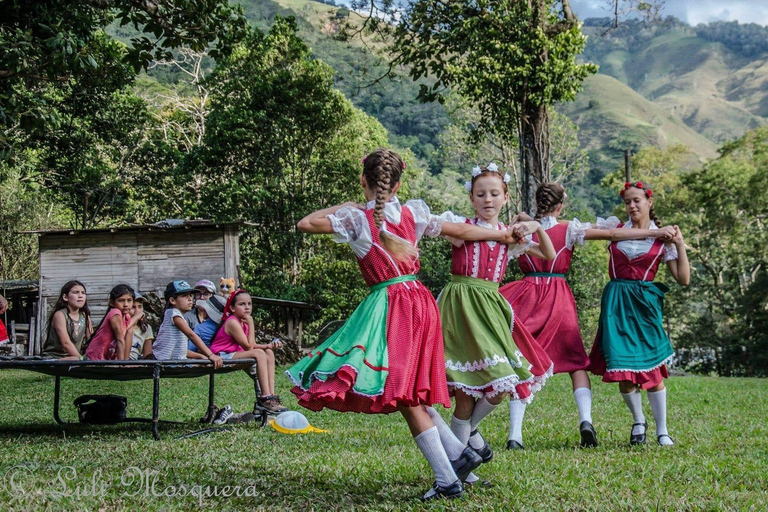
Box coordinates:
[0,280,38,292]
[18,219,243,236]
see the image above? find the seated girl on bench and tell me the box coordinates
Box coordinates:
[150,281,222,368]
[42,280,94,360]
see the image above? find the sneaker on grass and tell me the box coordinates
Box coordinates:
[214,405,234,425]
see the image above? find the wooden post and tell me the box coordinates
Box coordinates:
[624,149,632,182]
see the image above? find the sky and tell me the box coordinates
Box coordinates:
[571,0,768,26]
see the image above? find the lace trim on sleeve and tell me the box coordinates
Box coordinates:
[596,216,621,229]
[508,235,534,260]
[326,207,366,244]
[405,199,444,240]
[663,243,679,262]
[566,218,591,250]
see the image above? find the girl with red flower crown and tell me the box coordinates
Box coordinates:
[500,182,680,449]
[588,181,690,446]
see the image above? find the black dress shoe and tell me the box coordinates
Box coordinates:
[419,480,463,501]
[657,434,675,446]
[450,447,483,482]
[579,421,598,448]
[469,429,494,463]
[506,439,524,450]
[630,422,647,445]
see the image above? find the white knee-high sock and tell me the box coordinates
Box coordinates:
[450,415,472,445]
[647,388,668,436]
[414,426,458,488]
[426,407,466,460]
[621,389,646,435]
[508,400,526,443]
[470,397,498,430]
[573,387,593,424]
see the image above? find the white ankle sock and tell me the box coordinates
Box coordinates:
[450,415,471,445]
[426,407,466,460]
[508,400,526,443]
[647,388,668,437]
[414,426,458,488]
[573,387,593,424]
[621,389,646,435]
[470,397,498,430]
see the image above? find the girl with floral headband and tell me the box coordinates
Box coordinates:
[500,182,677,450]
[425,162,556,485]
[288,149,530,501]
[588,181,689,447]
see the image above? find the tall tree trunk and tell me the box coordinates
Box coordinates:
[519,102,550,214]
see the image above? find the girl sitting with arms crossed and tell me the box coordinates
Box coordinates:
[42,280,93,360]
[287,148,531,501]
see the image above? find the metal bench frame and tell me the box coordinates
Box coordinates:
[0,358,265,440]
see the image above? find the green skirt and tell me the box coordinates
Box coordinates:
[438,275,536,398]
[285,277,405,398]
[596,279,674,372]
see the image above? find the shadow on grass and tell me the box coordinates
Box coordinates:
[0,420,267,441]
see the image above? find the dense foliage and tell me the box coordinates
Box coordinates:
[2,0,767,376]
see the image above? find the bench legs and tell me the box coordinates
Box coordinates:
[51,367,224,439]
[202,372,216,423]
[152,365,161,440]
[53,375,65,425]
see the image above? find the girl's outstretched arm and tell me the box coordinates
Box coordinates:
[440,222,521,243]
[585,225,676,241]
[513,221,556,260]
[297,202,363,234]
[665,226,690,286]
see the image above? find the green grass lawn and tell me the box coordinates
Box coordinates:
[0,369,766,510]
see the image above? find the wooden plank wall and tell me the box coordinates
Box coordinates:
[137,229,226,293]
[35,228,232,351]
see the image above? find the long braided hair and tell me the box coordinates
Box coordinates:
[534,183,565,221]
[620,181,662,227]
[362,149,418,262]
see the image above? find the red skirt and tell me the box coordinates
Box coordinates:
[500,277,589,374]
[291,280,452,414]
[0,318,8,344]
[588,342,668,389]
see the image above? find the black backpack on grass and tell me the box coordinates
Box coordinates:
[73,395,127,424]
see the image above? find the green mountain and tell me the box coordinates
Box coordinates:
[581,20,768,147]
[120,2,768,200]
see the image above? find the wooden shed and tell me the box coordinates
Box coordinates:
[24,220,240,352]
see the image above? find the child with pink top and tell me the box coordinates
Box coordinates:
[209,289,287,414]
[84,284,134,360]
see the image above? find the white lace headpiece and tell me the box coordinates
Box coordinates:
[464,162,511,191]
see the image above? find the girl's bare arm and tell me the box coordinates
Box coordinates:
[297,202,362,234]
